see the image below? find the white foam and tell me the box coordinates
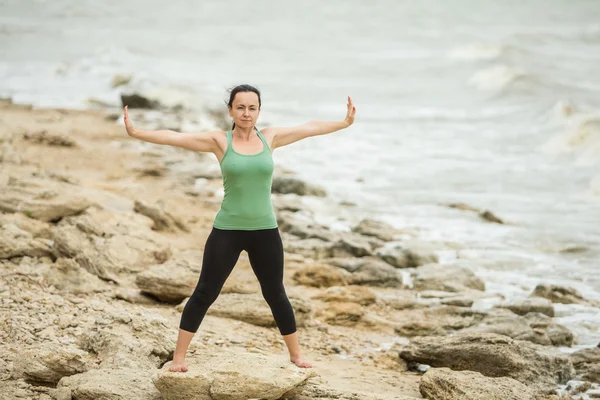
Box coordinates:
[448,43,503,61]
[468,65,527,91]
[542,111,600,165]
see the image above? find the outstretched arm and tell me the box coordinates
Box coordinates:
[123,105,221,153]
[264,96,356,150]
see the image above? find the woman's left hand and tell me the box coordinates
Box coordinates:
[344,96,356,127]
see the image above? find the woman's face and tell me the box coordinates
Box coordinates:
[229,91,260,129]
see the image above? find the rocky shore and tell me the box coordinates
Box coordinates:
[1,98,599,400]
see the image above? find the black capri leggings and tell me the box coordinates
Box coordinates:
[179,227,297,336]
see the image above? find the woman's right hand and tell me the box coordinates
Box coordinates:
[123,105,136,136]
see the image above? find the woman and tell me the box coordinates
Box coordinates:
[123,84,356,372]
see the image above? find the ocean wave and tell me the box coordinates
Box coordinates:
[467,65,528,91]
[448,43,504,61]
[591,175,600,196]
[542,109,600,166]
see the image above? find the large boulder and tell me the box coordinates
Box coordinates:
[375,243,438,269]
[324,257,403,288]
[351,218,397,242]
[0,186,91,222]
[271,176,327,197]
[135,250,203,302]
[461,309,573,347]
[571,346,600,383]
[399,333,574,393]
[412,264,485,292]
[496,298,555,318]
[419,367,536,400]
[153,348,316,400]
[393,306,487,337]
[530,284,597,306]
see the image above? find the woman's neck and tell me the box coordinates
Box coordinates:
[232,126,255,141]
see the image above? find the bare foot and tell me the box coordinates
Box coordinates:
[168,360,188,372]
[290,356,313,368]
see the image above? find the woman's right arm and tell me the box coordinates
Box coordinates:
[123,105,222,153]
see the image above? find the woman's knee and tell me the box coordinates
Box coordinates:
[261,285,288,304]
[188,288,220,307]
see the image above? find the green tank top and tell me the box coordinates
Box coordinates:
[213,129,278,230]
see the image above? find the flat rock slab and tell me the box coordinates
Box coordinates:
[153,349,316,400]
[57,368,162,400]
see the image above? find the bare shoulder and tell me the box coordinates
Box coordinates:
[209,130,228,151]
[260,127,275,138]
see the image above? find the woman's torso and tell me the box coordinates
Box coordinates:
[212,129,277,230]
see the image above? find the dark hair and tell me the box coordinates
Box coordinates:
[226,84,261,130]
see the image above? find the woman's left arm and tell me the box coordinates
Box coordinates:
[264,96,356,150]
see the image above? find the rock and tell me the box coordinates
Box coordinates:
[11,343,92,384]
[180,292,313,329]
[412,264,485,292]
[79,310,173,370]
[292,264,350,288]
[480,210,504,224]
[23,130,76,147]
[399,333,574,393]
[311,285,377,306]
[283,237,335,260]
[52,212,171,280]
[375,243,438,269]
[419,367,536,400]
[393,306,487,337]
[440,296,474,307]
[531,284,594,305]
[277,211,334,242]
[0,211,52,238]
[272,195,304,212]
[289,381,417,400]
[324,257,403,288]
[497,298,555,318]
[120,93,161,109]
[114,287,158,305]
[57,368,161,400]
[45,258,109,294]
[272,176,327,197]
[278,212,383,254]
[524,313,573,347]
[330,235,374,257]
[0,187,91,222]
[461,309,573,347]
[316,301,365,327]
[133,199,189,232]
[0,222,55,260]
[153,348,315,400]
[135,250,203,302]
[571,347,600,383]
[446,203,481,212]
[111,74,132,88]
[351,218,397,242]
